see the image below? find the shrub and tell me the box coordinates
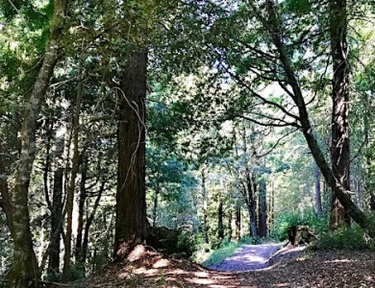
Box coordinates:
[316,226,369,250]
[202,241,238,267]
[272,208,327,241]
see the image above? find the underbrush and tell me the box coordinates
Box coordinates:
[201,241,239,267]
[272,208,327,241]
[315,225,374,251]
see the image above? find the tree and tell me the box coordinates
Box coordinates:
[114,50,148,259]
[6,1,70,285]
[258,0,375,235]
[329,0,351,228]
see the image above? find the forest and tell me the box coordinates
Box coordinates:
[1,0,375,287]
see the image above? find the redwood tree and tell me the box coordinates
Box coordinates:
[329,0,351,228]
[114,50,148,259]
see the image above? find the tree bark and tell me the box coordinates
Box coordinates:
[258,177,267,238]
[329,0,351,229]
[62,81,83,282]
[114,51,148,259]
[8,1,69,286]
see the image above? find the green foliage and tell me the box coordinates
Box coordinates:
[284,0,312,14]
[316,226,371,251]
[202,241,238,267]
[273,208,327,241]
[238,236,255,245]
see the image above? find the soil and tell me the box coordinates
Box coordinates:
[75,244,375,288]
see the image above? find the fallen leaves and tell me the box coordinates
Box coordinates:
[78,245,375,288]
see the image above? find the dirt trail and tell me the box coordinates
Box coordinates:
[208,243,285,271]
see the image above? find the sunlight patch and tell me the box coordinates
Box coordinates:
[153,258,170,268]
[324,259,352,264]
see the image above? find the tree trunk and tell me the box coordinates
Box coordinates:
[202,169,209,244]
[245,169,258,239]
[75,156,88,264]
[258,177,267,238]
[329,0,351,229]
[47,129,65,278]
[227,211,232,240]
[0,144,13,234]
[314,164,323,216]
[218,200,224,240]
[235,198,241,240]
[152,180,160,226]
[114,51,148,259]
[8,1,69,286]
[82,181,105,270]
[62,81,83,282]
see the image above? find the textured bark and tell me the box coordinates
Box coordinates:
[261,0,375,237]
[329,0,351,229]
[62,81,83,282]
[8,1,69,286]
[114,51,148,259]
[258,177,267,238]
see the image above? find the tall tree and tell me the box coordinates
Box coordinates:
[329,0,351,228]
[259,0,375,235]
[114,50,148,258]
[7,0,69,285]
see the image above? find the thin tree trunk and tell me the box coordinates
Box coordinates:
[62,81,84,282]
[202,169,209,244]
[235,198,241,240]
[314,164,322,216]
[258,177,267,238]
[81,181,105,271]
[245,169,258,239]
[75,156,88,263]
[8,1,69,285]
[227,211,232,240]
[114,51,148,259]
[218,200,224,240]
[152,180,160,226]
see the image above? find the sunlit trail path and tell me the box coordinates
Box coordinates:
[208,243,284,271]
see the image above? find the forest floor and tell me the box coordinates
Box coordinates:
[78,244,375,288]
